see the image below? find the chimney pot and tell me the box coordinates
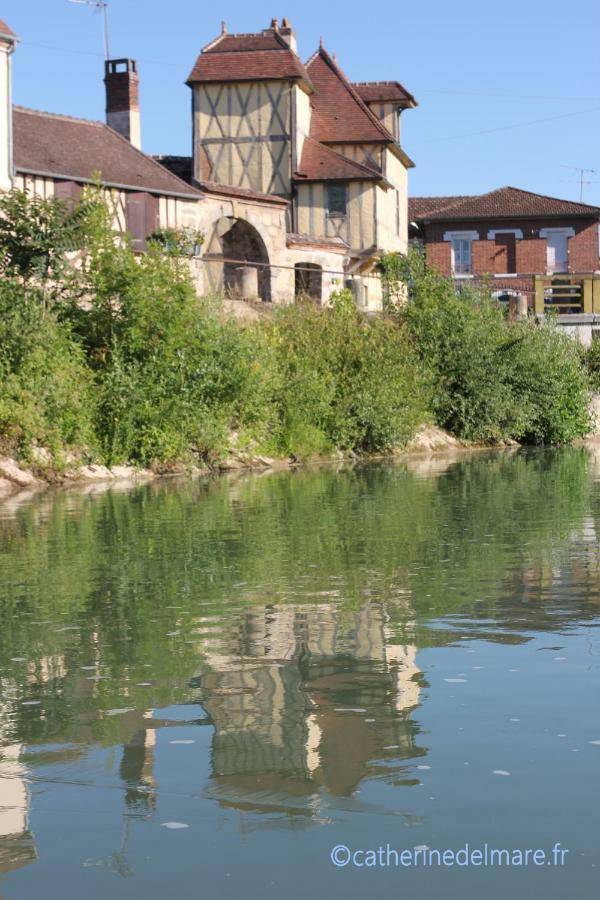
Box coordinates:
[104,58,141,149]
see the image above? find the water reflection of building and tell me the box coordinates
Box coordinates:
[193,603,425,814]
[0,700,36,878]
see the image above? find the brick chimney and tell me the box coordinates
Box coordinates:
[0,18,17,190]
[279,18,297,54]
[104,58,141,149]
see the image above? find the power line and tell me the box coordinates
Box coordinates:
[19,39,600,104]
[414,106,600,145]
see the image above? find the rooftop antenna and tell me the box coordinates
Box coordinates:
[560,165,597,202]
[67,0,111,60]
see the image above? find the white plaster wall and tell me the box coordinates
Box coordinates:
[0,42,13,191]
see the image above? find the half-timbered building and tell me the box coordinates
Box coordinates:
[0,16,417,307]
[181,18,417,307]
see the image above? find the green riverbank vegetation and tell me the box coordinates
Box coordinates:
[0,190,593,471]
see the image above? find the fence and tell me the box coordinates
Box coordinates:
[533,275,600,316]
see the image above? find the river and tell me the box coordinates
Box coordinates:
[1,449,599,898]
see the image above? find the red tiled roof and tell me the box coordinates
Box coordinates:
[413,187,600,221]
[353,81,417,108]
[0,18,15,38]
[294,137,382,182]
[305,48,396,144]
[13,107,200,198]
[409,196,475,219]
[187,29,312,87]
[202,32,287,53]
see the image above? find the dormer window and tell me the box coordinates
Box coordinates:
[327,183,347,216]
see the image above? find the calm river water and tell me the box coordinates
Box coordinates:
[1,449,600,899]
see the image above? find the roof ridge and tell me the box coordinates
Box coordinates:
[311,46,396,143]
[353,80,398,86]
[501,184,600,211]
[202,28,291,53]
[14,105,104,128]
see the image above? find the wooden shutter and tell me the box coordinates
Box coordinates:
[54,180,83,207]
[125,192,158,251]
[495,233,517,274]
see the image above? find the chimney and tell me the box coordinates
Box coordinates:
[104,58,141,149]
[279,17,297,54]
[0,18,17,190]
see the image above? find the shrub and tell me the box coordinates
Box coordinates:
[266,300,428,457]
[0,281,96,460]
[398,267,590,444]
[582,338,600,392]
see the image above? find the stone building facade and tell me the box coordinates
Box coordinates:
[0,16,417,308]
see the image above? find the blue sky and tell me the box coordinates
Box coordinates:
[4,0,600,203]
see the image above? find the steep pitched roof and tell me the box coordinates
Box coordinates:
[413,187,600,221]
[187,29,312,88]
[13,107,200,199]
[353,81,417,108]
[294,137,383,182]
[305,47,396,144]
[0,18,15,39]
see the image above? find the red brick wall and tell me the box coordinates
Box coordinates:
[569,222,599,272]
[422,217,599,277]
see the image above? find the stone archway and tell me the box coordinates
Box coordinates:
[203,216,271,302]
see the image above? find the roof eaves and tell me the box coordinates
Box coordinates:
[15,166,201,200]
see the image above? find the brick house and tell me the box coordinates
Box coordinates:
[409,187,600,301]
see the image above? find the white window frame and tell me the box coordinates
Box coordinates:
[539,227,575,274]
[444,230,478,277]
[487,228,523,276]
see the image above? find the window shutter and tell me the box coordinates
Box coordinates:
[54,180,83,206]
[495,233,516,274]
[125,192,158,251]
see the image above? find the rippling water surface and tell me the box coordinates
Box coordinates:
[1,449,600,899]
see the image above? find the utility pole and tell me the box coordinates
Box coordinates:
[67,0,111,60]
[560,165,597,202]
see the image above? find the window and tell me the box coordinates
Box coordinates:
[452,237,472,275]
[327,183,347,216]
[444,230,478,276]
[540,228,574,275]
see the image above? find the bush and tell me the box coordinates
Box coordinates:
[398,268,590,444]
[265,298,428,457]
[582,339,600,392]
[0,281,96,460]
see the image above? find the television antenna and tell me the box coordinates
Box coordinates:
[560,165,597,202]
[67,0,111,60]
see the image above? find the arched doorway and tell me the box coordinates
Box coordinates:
[203,216,271,302]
